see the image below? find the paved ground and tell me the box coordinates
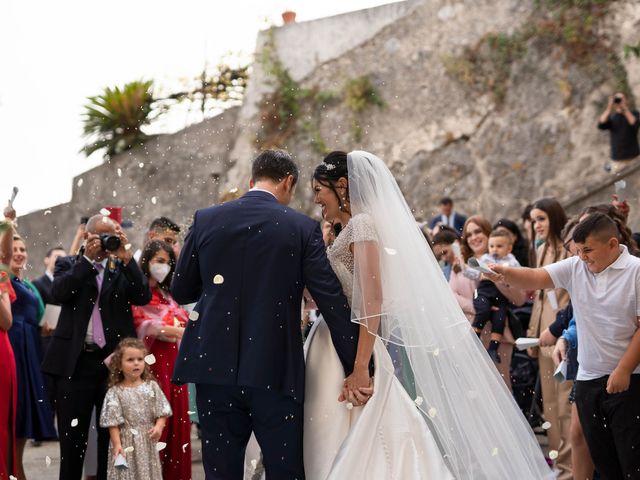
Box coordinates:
[23,428,205,479]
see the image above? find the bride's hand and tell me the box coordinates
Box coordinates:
[339,367,372,405]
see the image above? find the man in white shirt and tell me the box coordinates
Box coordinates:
[489,212,640,479]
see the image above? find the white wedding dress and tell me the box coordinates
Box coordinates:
[303,213,454,479]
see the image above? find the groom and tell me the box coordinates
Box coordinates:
[171,149,361,479]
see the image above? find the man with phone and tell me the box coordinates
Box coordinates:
[598,92,640,174]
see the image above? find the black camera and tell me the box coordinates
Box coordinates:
[614,96,623,104]
[100,234,121,251]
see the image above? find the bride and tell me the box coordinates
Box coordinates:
[303,150,553,479]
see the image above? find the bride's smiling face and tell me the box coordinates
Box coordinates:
[312,179,341,222]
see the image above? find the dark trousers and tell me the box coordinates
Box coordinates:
[41,336,57,425]
[55,350,109,480]
[575,374,640,480]
[472,281,508,335]
[196,384,304,480]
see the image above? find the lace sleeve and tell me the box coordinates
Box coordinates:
[100,387,124,427]
[351,213,378,243]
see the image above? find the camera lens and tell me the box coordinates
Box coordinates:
[614,96,622,104]
[100,234,121,251]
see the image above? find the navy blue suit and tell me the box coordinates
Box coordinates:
[171,190,358,479]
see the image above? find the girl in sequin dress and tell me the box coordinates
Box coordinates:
[100,338,172,480]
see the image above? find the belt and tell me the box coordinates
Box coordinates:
[83,342,102,352]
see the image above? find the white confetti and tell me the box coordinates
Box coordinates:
[102,216,109,223]
[491,447,499,456]
[182,443,189,453]
[130,428,138,436]
[346,402,354,410]
[384,247,398,255]
[188,311,199,321]
[156,442,167,451]
[112,190,117,198]
[473,289,478,299]
[10,476,17,480]
[45,455,51,467]
[428,407,438,418]
[187,410,196,415]
[107,400,119,407]
[213,274,224,284]
[541,421,552,430]
[138,162,144,168]
[117,168,122,177]
[124,446,134,453]
[548,450,558,460]
[433,348,440,356]
[144,354,156,365]
[414,396,424,406]
[43,210,52,216]
[229,187,239,194]
[77,178,84,187]
[151,196,157,205]
[250,459,258,469]
[99,208,111,216]
[71,418,79,427]
[124,243,132,251]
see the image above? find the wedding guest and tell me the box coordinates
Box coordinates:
[8,235,57,478]
[132,240,191,480]
[597,92,640,173]
[493,218,529,267]
[527,197,572,479]
[0,219,17,479]
[428,197,467,235]
[491,212,640,479]
[133,217,181,262]
[431,227,459,281]
[42,214,151,480]
[449,215,525,389]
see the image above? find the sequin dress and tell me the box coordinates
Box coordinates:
[100,380,172,480]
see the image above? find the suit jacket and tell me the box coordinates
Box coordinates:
[429,212,467,235]
[32,274,57,305]
[42,254,152,377]
[171,191,359,402]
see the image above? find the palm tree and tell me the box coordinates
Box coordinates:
[81,80,158,160]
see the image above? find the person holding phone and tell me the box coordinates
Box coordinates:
[598,92,640,174]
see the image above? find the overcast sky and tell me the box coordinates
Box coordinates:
[0,0,398,214]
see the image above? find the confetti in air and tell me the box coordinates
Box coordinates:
[213,274,224,284]
[414,396,424,407]
[156,442,167,451]
[541,421,551,430]
[124,446,134,453]
[117,168,122,177]
[187,410,196,415]
[71,418,79,427]
[107,400,118,407]
[124,243,132,251]
[188,311,199,321]
[491,447,499,456]
[346,402,354,410]
[151,196,157,205]
[384,247,398,255]
[43,210,52,215]
[130,428,138,436]
[250,459,258,469]
[548,450,558,460]
[428,407,437,418]
[138,162,144,168]
[100,208,111,216]
[45,456,51,467]
[144,354,156,365]
[77,178,84,187]
[182,443,189,453]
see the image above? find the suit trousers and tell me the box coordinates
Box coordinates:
[539,354,573,480]
[576,374,640,480]
[196,384,304,480]
[55,350,109,480]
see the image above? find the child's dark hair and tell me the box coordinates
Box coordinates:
[573,212,620,245]
[312,151,350,213]
[108,338,154,388]
[432,228,459,246]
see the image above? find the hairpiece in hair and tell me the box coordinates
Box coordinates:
[323,162,336,171]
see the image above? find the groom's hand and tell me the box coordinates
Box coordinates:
[339,368,373,406]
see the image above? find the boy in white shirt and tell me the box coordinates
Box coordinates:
[488,212,640,479]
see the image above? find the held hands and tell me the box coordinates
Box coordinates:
[607,366,632,394]
[339,367,374,407]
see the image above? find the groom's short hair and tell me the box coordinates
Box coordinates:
[251,149,299,185]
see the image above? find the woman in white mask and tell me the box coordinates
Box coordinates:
[132,240,192,480]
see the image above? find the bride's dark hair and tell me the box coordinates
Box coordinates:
[312,151,350,211]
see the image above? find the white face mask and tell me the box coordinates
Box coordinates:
[149,263,171,283]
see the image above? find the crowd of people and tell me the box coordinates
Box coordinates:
[0,147,638,480]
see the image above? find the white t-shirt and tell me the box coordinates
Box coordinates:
[544,245,640,380]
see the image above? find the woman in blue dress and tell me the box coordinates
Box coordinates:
[9,235,56,479]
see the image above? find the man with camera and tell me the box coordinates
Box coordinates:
[598,92,640,174]
[42,214,151,480]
